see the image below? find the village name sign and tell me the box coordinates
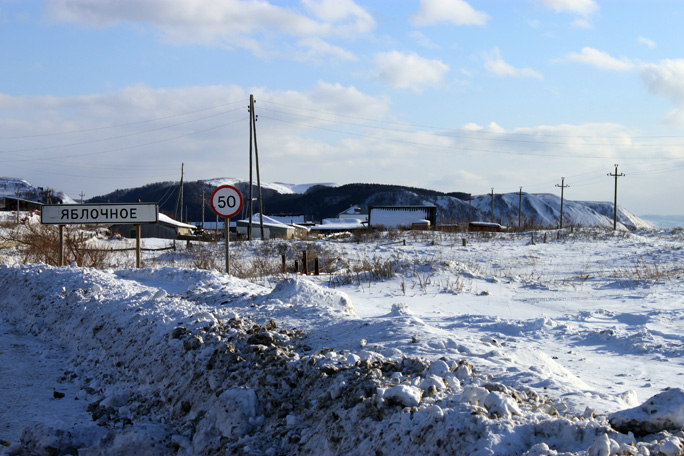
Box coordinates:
[41,203,158,225]
[40,203,159,268]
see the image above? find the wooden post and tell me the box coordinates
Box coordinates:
[490,188,494,223]
[59,225,64,266]
[608,164,625,230]
[136,224,141,268]
[294,260,299,273]
[518,187,523,229]
[314,258,320,276]
[462,238,466,247]
[281,254,287,273]
[556,177,569,230]
[225,217,230,274]
[302,250,308,275]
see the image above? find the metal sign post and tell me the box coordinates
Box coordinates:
[210,185,243,274]
[59,225,64,266]
[225,217,231,274]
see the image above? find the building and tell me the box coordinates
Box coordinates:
[236,214,309,240]
[110,213,196,240]
[337,205,368,222]
[1,197,43,213]
[368,206,437,229]
[468,221,506,232]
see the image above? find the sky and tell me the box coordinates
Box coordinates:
[1,0,684,215]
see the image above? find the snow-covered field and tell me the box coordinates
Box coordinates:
[2,216,684,455]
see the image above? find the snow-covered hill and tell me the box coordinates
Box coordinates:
[361,188,654,231]
[0,177,75,204]
[466,192,654,231]
[203,178,334,195]
[0,176,655,230]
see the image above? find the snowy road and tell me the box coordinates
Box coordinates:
[0,318,92,445]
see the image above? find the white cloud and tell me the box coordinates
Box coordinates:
[482,48,542,79]
[638,36,657,49]
[371,51,449,92]
[409,31,440,49]
[46,0,372,61]
[537,0,598,17]
[571,18,593,29]
[565,47,635,72]
[302,0,375,34]
[295,37,358,63]
[640,59,684,125]
[410,0,488,26]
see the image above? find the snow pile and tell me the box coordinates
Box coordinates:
[610,388,684,436]
[3,229,684,454]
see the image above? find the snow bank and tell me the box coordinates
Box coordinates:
[609,388,684,436]
[3,229,684,455]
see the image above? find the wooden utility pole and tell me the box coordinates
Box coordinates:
[490,188,494,223]
[518,187,523,229]
[247,94,265,240]
[201,190,205,230]
[248,97,253,239]
[174,163,184,221]
[556,177,569,230]
[79,192,85,204]
[15,189,20,225]
[608,164,625,230]
[251,95,265,240]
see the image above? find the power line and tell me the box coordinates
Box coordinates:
[258,99,684,140]
[0,107,245,155]
[0,118,246,163]
[0,98,249,140]
[258,113,677,160]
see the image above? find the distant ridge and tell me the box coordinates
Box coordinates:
[85,177,653,230]
[0,176,654,230]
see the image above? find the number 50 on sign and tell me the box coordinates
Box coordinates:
[210,185,243,218]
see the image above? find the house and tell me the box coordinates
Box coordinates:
[368,206,437,229]
[338,205,368,222]
[236,214,309,240]
[468,221,506,232]
[1,197,43,213]
[266,214,309,226]
[310,218,367,234]
[110,213,196,240]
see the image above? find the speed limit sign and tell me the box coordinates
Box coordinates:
[210,185,243,218]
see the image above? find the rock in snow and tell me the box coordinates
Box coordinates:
[609,387,684,436]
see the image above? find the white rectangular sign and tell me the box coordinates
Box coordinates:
[41,203,159,225]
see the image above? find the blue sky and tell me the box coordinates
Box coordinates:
[2,0,684,215]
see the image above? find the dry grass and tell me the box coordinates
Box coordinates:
[0,222,112,268]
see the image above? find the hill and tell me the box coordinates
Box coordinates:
[0,177,74,205]
[0,176,653,230]
[87,178,653,230]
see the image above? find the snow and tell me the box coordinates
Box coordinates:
[158,213,196,229]
[3,225,684,454]
[0,177,76,204]
[202,178,334,195]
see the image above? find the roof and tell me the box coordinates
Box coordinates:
[238,214,309,231]
[158,213,196,229]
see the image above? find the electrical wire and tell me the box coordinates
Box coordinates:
[0,117,246,163]
[0,107,245,155]
[258,99,684,140]
[0,98,249,140]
